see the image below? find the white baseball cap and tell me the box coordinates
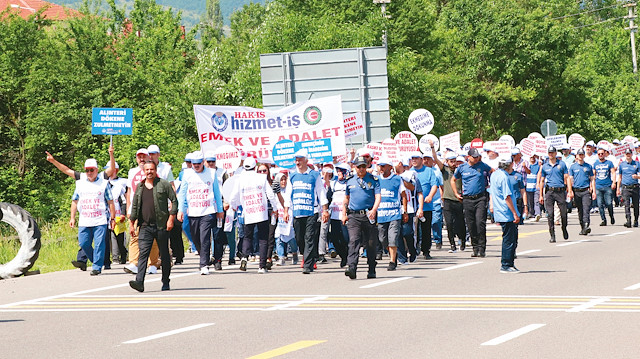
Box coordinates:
[243,156,257,169]
[84,159,98,169]
[294,148,308,158]
[147,144,160,154]
[191,151,204,164]
[136,148,149,156]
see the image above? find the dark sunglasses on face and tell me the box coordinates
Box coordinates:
[257,169,268,173]
[85,168,96,173]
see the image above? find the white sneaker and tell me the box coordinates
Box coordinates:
[257,268,267,274]
[124,263,138,274]
[200,267,209,275]
[148,265,158,274]
[276,258,285,266]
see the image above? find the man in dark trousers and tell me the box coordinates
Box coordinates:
[128,161,178,292]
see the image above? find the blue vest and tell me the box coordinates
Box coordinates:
[289,170,320,218]
[378,174,403,223]
[526,162,540,192]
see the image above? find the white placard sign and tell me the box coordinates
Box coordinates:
[624,135,638,144]
[440,131,461,152]
[546,134,567,148]
[419,134,439,153]
[343,113,365,139]
[394,131,418,156]
[366,142,383,164]
[520,138,535,157]
[485,141,512,159]
[382,138,400,163]
[568,133,585,150]
[612,143,632,159]
[408,109,434,135]
[499,134,515,148]
[528,132,543,140]
[534,138,548,156]
[214,144,242,172]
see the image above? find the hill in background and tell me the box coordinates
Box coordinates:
[51,0,266,29]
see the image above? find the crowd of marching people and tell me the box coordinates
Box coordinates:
[50,136,640,291]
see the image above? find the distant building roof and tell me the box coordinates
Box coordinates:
[0,0,80,20]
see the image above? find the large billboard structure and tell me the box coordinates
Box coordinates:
[260,46,391,148]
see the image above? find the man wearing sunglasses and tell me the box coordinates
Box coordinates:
[342,156,381,279]
[69,159,116,276]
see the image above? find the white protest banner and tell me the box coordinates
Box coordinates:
[534,138,548,156]
[499,134,515,148]
[394,131,418,156]
[612,143,632,159]
[214,144,242,172]
[528,132,543,140]
[343,112,365,139]
[194,95,345,162]
[419,134,439,153]
[624,135,638,144]
[485,141,511,160]
[440,131,461,152]
[408,109,434,135]
[520,138,535,158]
[546,134,567,148]
[568,133,585,150]
[366,142,383,164]
[382,138,400,163]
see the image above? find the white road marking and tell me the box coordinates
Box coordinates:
[604,231,633,237]
[123,323,214,344]
[624,282,640,291]
[359,276,413,289]
[556,240,589,247]
[515,249,541,256]
[438,261,482,271]
[264,296,328,311]
[481,324,546,346]
[566,297,609,312]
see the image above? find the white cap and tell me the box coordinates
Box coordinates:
[147,144,160,154]
[191,151,204,163]
[456,155,465,162]
[410,151,423,158]
[422,152,433,159]
[136,148,149,156]
[243,157,257,169]
[377,156,392,166]
[586,140,596,147]
[184,152,193,162]
[335,163,350,171]
[511,147,521,155]
[84,159,98,168]
[294,148,308,158]
[204,150,217,161]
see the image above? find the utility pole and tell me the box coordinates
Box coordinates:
[373,0,391,49]
[624,3,638,73]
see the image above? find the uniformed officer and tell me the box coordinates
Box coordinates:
[594,146,616,226]
[489,158,520,273]
[539,146,569,243]
[617,148,640,227]
[452,148,493,257]
[568,149,595,235]
[342,156,381,279]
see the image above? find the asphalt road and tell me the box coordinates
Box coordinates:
[2,208,640,358]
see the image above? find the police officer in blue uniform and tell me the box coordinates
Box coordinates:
[489,157,520,273]
[342,156,381,279]
[616,148,640,227]
[540,146,569,243]
[452,148,493,257]
[568,149,595,235]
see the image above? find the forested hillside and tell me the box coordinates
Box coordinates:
[1,0,639,221]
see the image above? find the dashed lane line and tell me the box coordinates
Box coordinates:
[438,261,482,271]
[123,323,215,344]
[481,324,546,346]
[245,340,326,359]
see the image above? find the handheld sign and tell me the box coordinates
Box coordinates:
[382,138,399,163]
[568,133,585,150]
[343,113,365,139]
[499,134,515,148]
[366,142,383,164]
[470,138,484,149]
[408,109,434,135]
[295,138,333,164]
[546,134,567,148]
[612,143,632,158]
[272,140,296,169]
[92,108,133,135]
[528,132,543,140]
[394,131,418,156]
[419,134,439,153]
[214,145,242,172]
[440,131,461,152]
[520,138,535,157]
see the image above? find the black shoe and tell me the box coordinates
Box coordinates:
[479,251,486,258]
[71,261,87,271]
[240,258,247,271]
[624,221,632,228]
[634,221,639,228]
[579,228,586,235]
[611,217,615,225]
[585,226,591,234]
[90,269,101,276]
[460,243,466,251]
[549,237,556,243]
[214,261,222,271]
[329,250,337,258]
[161,283,170,291]
[367,271,376,279]
[424,253,432,260]
[375,253,383,260]
[471,250,479,257]
[345,267,356,279]
[340,257,347,268]
[562,228,569,240]
[174,259,183,265]
[266,261,273,270]
[600,221,607,226]
[409,254,417,263]
[435,243,442,250]
[104,264,111,270]
[129,280,144,292]
[387,262,397,271]
[302,268,311,274]
[228,258,236,265]
[319,255,327,263]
